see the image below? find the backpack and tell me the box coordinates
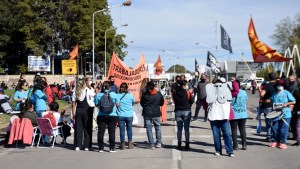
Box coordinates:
[43,112,57,127]
[99,92,115,114]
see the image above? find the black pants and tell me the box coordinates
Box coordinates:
[86,107,94,148]
[290,112,298,139]
[252,86,256,94]
[74,110,89,149]
[194,98,208,120]
[97,116,118,150]
[230,119,247,148]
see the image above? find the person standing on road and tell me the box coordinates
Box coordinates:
[117,82,135,150]
[94,81,120,153]
[287,74,298,140]
[230,80,248,150]
[72,78,91,151]
[269,79,295,149]
[251,79,257,95]
[193,74,209,121]
[140,81,164,150]
[206,77,235,157]
[109,76,118,93]
[173,80,194,150]
[84,77,96,150]
[260,72,277,142]
[292,80,300,147]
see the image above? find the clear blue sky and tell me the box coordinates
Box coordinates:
[108,0,300,71]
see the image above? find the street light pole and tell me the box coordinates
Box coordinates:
[104,24,128,78]
[92,0,131,82]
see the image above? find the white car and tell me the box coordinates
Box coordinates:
[241,78,264,90]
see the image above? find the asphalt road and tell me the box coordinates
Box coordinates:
[0,90,299,169]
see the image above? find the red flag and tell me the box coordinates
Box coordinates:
[69,44,78,60]
[248,18,291,63]
[154,55,163,75]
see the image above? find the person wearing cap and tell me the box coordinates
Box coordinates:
[260,72,277,141]
[269,79,295,149]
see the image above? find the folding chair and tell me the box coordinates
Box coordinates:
[30,126,38,148]
[36,118,65,148]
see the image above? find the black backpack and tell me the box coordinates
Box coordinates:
[99,92,115,114]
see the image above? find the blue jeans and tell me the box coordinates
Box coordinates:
[118,116,133,142]
[175,110,191,143]
[144,117,162,146]
[271,118,291,144]
[210,120,233,154]
[257,107,272,139]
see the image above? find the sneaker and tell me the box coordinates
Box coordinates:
[151,146,155,150]
[228,153,235,157]
[75,147,80,151]
[269,142,277,148]
[214,152,220,156]
[156,143,162,148]
[84,148,89,151]
[292,142,300,147]
[99,149,104,153]
[278,144,287,149]
[109,149,117,153]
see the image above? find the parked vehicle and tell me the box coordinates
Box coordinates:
[241,77,264,90]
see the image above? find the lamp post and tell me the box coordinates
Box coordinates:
[92,0,131,82]
[104,24,128,77]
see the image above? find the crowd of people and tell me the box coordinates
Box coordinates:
[0,72,299,157]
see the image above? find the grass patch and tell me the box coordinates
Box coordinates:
[0,114,10,132]
[0,90,71,131]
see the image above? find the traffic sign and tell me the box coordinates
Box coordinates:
[62,60,77,74]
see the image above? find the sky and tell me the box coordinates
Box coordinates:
[108,0,300,71]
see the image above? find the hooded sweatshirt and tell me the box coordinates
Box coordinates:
[173,86,194,111]
[140,89,164,118]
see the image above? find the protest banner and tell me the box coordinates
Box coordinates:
[107,52,147,102]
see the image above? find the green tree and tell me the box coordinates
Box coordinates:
[0,0,128,74]
[271,13,300,53]
[166,64,187,73]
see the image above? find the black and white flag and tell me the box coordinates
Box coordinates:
[220,25,233,53]
[206,51,221,74]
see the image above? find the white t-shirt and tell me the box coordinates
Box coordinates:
[41,111,61,125]
[72,87,95,103]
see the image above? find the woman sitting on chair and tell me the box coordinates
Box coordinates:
[269,79,295,149]
[19,102,38,126]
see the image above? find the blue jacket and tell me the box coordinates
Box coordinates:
[271,90,295,118]
[231,90,248,119]
[116,93,135,117]
[94,90,119,116]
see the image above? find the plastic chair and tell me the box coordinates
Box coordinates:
[36,118,65,148]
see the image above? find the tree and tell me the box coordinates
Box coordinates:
[271,13,300,53]
[0,0,128,74]
[166,64,187,73]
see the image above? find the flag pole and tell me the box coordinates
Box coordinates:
[232,45,254,76]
